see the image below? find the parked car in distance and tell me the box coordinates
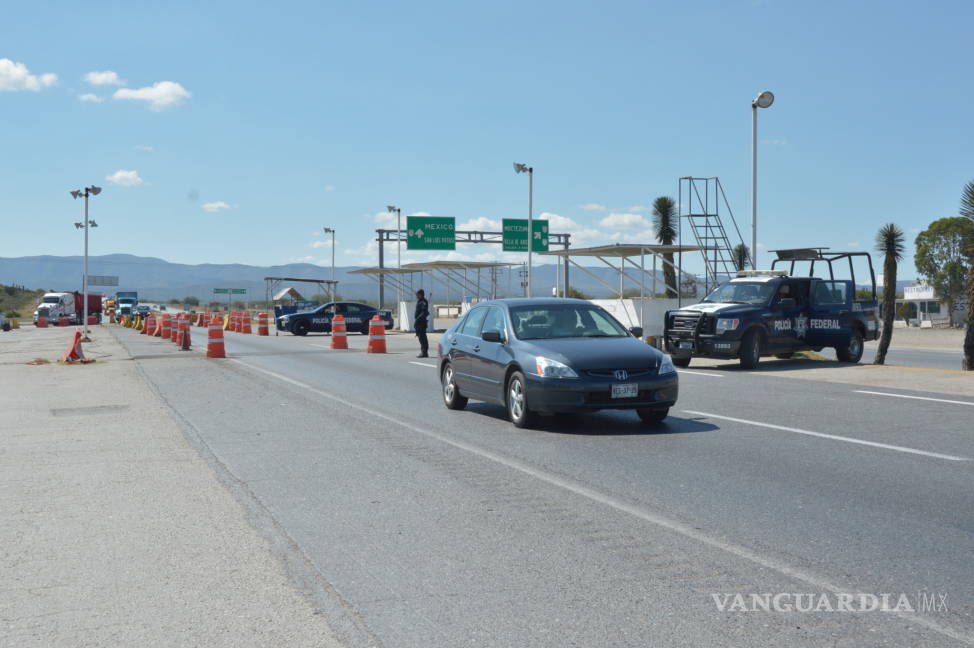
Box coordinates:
[438,298,678,428]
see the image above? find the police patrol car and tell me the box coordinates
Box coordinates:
[276,301,393,336]
[664,248,880,369]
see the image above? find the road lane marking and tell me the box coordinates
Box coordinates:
[683,410,968,462]
[227,358,973,646]
[410,361,437,368]
[855,390,974,407]
[678,370,724,378]
[310,344,332,349]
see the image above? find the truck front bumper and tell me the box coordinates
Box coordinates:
[665,333,741,359]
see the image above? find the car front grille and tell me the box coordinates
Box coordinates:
[669,312,715,335]
[584,368,655,379]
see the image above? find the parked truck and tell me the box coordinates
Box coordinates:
[116,291,138,317]
[664,249,880,369]
[32,292,103,325]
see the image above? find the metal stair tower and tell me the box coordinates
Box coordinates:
[677,177,749,294]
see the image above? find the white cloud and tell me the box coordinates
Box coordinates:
[113,81,190,111]
[579,203,608,211]
[0,58,57,91]
[84,70,124,86]
[761,139,787,146]
[311,239,340,249]
[458,217,501,230]
[105,169,143,187]
[373,211,399,229]
[202,201,231,213]
[78,93,103,103]
[134,145,154,152]
[597,212,651,230]
[295,255,315,263]
[626,205,648,213]
[540,212,605,246]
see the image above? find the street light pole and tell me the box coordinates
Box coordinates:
[323,227,336,302]
[751,90,774,270]
[71,185,101,341]
[513,163,533,296]
[387,205,402,305]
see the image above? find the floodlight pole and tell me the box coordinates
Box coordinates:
[527,167,533,297]
[751,90,774,270]
[324,227,336,301]
[83,192,90,339]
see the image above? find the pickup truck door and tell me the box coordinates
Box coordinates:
[807,280,852,348]
[767,281,804,352]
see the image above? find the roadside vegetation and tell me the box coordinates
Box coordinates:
[0,284,45,318]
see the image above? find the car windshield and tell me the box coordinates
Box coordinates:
[509,304,629,340]
[703,282,776,305]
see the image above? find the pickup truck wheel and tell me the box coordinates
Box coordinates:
[836,329,864,363]
[291,320,310,336]
[739,330,763,369]
[672,356,691,368]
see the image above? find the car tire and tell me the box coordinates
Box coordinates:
[291,320,310,336]
[739,330,762,369]
[506,371,536,429]
[441,362,468,410]
[672,356,691,368]
[774,352,794,359]
[637,408,669,425]
[836,328,864,363]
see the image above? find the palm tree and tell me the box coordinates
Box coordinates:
[652,196,679,298]
[960,180,974,370]
[732,243,750,272]
[873,223,905,365]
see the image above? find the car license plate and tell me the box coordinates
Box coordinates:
[611,383,639,399]
[679,341,693,350]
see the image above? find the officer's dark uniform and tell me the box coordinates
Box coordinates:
[414,293,430,358]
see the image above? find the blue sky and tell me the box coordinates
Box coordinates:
[2,0,972,281]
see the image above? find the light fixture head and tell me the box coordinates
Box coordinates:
[88,185,102,195]
[70,190,82,199]
[513,162,528,174]
[753,91,774,109]
[386,205,397,213]
[89,220,98,227]
[74,222,84,229]
[323,227,334,233]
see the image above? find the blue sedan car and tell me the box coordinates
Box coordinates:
[277,301,393,336]
[438,298,678,428]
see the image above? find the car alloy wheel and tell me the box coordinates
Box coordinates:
[507,371,536,428]
[442,363,468,410]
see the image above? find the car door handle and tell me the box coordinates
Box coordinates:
[472,345,480,352]
[450,338,457,345]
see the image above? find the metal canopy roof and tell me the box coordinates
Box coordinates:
[402,260,520,270]
[348,266,422,275]
[272,287,305,301]
[539,243,703,258]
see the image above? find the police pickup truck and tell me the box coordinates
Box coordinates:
[276,301,393,336]
[664,249,880,369]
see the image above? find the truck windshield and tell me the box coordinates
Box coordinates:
[703,282,776,305]
[42,296,61,303]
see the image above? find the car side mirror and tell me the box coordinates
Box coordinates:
[776,298,796,310]
[629,326,643,338]
[481,329,503,343]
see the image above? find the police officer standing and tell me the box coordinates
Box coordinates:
[414,289,430,358]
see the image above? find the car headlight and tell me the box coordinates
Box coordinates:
[716,318,741,334]
[658,354,676,375]
[535,356,578,378]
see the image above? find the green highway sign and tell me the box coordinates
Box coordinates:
[213,288,247,294]
[407,216,455,250]
[213,288,229,294]
[231,289,247,294]
[502,218,549,252]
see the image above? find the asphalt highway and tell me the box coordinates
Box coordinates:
[116,327,974,647]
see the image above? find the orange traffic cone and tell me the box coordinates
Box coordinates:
[173,315,183,346]
[179,316,191,350]
[242,312,252,335]
[257,312,269,336]
[61,329,93,364]
[330,314,348,349]
[367,314,387,353]
[141,314,151,335]
[207,314,226,358]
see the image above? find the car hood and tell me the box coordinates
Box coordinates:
[674,302,765,318]
[517,337,662,371]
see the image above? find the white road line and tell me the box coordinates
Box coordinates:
[678,369,725,378]
[410,361,437,368]
[310,344,332,349]
[855,390,974,407]
[227,358,972,646]
[683,410,968,462]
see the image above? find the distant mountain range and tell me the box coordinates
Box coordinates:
[0,253,667,303]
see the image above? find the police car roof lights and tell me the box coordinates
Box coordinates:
[734,269,789,278]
